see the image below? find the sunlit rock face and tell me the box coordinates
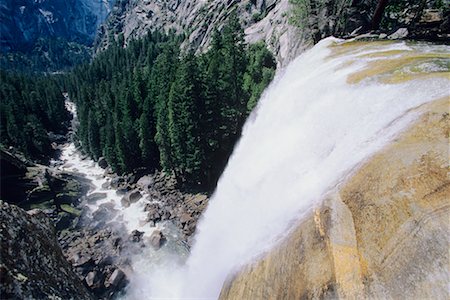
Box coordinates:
[219,98,449,299]
[0,0,115,51]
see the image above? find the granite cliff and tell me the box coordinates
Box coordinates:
[219,97,449,299]
[98,0,449,66]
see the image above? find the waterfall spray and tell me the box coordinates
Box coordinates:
[124,37,449,299]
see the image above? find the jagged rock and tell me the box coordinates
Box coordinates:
[105,269,125,288]
[420,9,443,24]
[388,28,409,39]
[130,230,144,243]
[98,201,118,216]
[85,271,102,289]
[0,201,94,299]
[179,213,193,225]
[98,157,108,169]
[92,207,110,221]
[136,175,154,190]
[149,230,166,250]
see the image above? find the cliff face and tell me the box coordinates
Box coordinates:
[97,0,352,67]
[98,0,449,66]
[219,98,449,299]
[0,0,115,52]
[0,201,94,299]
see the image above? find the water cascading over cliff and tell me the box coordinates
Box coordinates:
[126,37,450,299]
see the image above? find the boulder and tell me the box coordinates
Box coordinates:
[98,157,108,169]
[420,9,443,24]
[121,190,142,207]
[92,207,110,221]
[136,175,154,190]
[86,192,107,203]
[129,230,144,243]
[388,28,409,39]
[110,177,122,189]
[85,271,102,289]
[149,230,166,250]
[105,269,125,288]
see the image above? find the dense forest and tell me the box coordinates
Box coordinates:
[65,15,276,189]
[0,71,69,160]
[0,38,91,74]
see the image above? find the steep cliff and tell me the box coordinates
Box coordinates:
[0,201,94,299]
[97,0,326,66]
[219,98,449,299]
[98,0,449,66]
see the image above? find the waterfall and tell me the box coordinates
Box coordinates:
[124,37,450,299]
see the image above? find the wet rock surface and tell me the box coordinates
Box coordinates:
[59,225,131,299]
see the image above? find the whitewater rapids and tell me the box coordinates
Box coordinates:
[123,37,450,299]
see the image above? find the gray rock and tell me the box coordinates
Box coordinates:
[106,269,125,288]
[98,157,108,169]
[121,190,142,207]
[388,28,409,40]
[130,230,144,243]
[85,271,102,289]
[86,192,107,203]
[136,175,154,190]
[0,201,93,299]
[149,230,166,250]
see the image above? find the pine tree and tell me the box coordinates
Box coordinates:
[153,43,179,172]
[168,52,204,183]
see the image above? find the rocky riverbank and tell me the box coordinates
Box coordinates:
[1,143,209,298]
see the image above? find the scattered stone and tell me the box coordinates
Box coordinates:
[121,190,142,207]
[85,271,102,289]
[128,190,142,203]
[136,175,154,190]
[130,230,144,243]
[149,230,166,249]
[92,207,109,221]
[388,28,409,40]
[86,192,107,203]
[420,9,443,24]
[105,269,125,288]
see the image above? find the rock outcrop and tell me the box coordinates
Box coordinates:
[0,201,94,299]
[220,98,449,299]
[97,0,311,66]
[98,0,449,66]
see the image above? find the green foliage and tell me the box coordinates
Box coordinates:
[289,0,312,28]
[0,71,69,160]
[66,15,276,190]
[0,38,91,73]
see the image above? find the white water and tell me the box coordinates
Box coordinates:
[55,100,162,238]
[123,38,449,299]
